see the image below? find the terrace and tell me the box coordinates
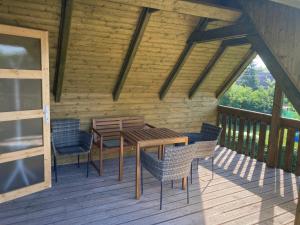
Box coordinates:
[0,0,300,224]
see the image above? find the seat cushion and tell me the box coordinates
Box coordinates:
[56,145,88,155]
[103,139,130,148]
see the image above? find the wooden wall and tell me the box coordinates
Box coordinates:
[0,0,251,136]
[241,0,300,95]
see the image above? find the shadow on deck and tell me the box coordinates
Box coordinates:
[0,147,298,225]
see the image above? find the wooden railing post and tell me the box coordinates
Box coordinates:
[267,83,283,167]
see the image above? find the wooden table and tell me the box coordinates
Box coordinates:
[121,128,188,199]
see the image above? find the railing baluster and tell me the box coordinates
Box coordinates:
[277,127,285,168]
[232,116,237,151]
[220,113,227,147]
[251,121,257,158]
[245,120,251,156]
[237,118,245,154]
[257,122,266,162]
[227,114,232,147]
[284,127,296,172]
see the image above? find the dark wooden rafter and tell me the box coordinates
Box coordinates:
[188,22,256,44]
[113,8,157,101]
[53,0,74,102]
[159,18,209,100]
[222,37,249,47]
[216,47,256,98]
[188,42,227,99]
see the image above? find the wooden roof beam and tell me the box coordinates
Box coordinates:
[113,8,157,101]
[216,48,257,98]
[53,0,74,102]
[188,23,255,44]
[107,0,241,22]
[159,18,209,100]
[222,37,250,47]
[188,43,227,99]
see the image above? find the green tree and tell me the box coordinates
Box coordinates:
[236,62,259,90]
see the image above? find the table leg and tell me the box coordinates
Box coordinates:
[136,143,141,199]
[119,134,124,181]
[182,139,189,190]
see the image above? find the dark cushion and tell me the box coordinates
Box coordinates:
[56,145,88,155]
[103,139,120,148]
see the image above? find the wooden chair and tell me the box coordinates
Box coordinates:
[91,116,154,179]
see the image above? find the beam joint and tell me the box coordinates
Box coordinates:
[53,0,74,102]
[113,7,156,101]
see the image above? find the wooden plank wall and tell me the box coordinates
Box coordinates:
[241,0,300,96]
[0,0,251,137]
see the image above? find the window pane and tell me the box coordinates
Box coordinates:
[0,155,44,194]
[0,118,43,154]
[0,34,41,70]
[0,79,42,112]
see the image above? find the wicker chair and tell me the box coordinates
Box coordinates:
[140,144,197,210]
[51,119,93,182]
[185,123,222,183]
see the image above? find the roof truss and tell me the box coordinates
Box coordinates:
[53,0,74,102]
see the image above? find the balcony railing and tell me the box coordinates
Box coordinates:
[217,105,300,175]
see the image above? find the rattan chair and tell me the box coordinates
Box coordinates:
[140,144,197,210]
[185,123,222,183]
[51,119,93,182]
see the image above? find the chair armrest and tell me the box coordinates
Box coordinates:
[144,123,155,128]
[80,131,93,151]
[92,128,103,138]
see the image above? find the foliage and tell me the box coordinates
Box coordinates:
[236,62,259,90]
[219,83,275,114]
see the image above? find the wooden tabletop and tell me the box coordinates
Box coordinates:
[122,128,188,147]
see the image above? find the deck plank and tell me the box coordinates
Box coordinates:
[0,147,297,225]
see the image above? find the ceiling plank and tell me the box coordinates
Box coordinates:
[113,8,157,101]
[53,0,74,102]
[107,0,241,22]
[159,18,209,100]
[188,43,226,99]
[216,48,257,98]
[188,23,255,44]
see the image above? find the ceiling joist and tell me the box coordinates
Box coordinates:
[113,7,157,101]
[107,0,241,22]
[159,18,209,100]
[216,48,257,98]
[53,0,74,102]
[188,23,255,44]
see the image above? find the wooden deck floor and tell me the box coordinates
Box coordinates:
[0,147,298,225]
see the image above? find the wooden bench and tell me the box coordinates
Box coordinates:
[91,116,154,180]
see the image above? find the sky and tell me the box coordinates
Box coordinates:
[253,55,268,70]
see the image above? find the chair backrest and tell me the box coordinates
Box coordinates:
[200,123,222,141]
[51,119,80,148]
[121,116,145,130]
[161,144,196,181]
[92,117,122,141]
[193,140,218,159]
[92,116,145,141]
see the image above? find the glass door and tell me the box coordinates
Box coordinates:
[0,24,50,203]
